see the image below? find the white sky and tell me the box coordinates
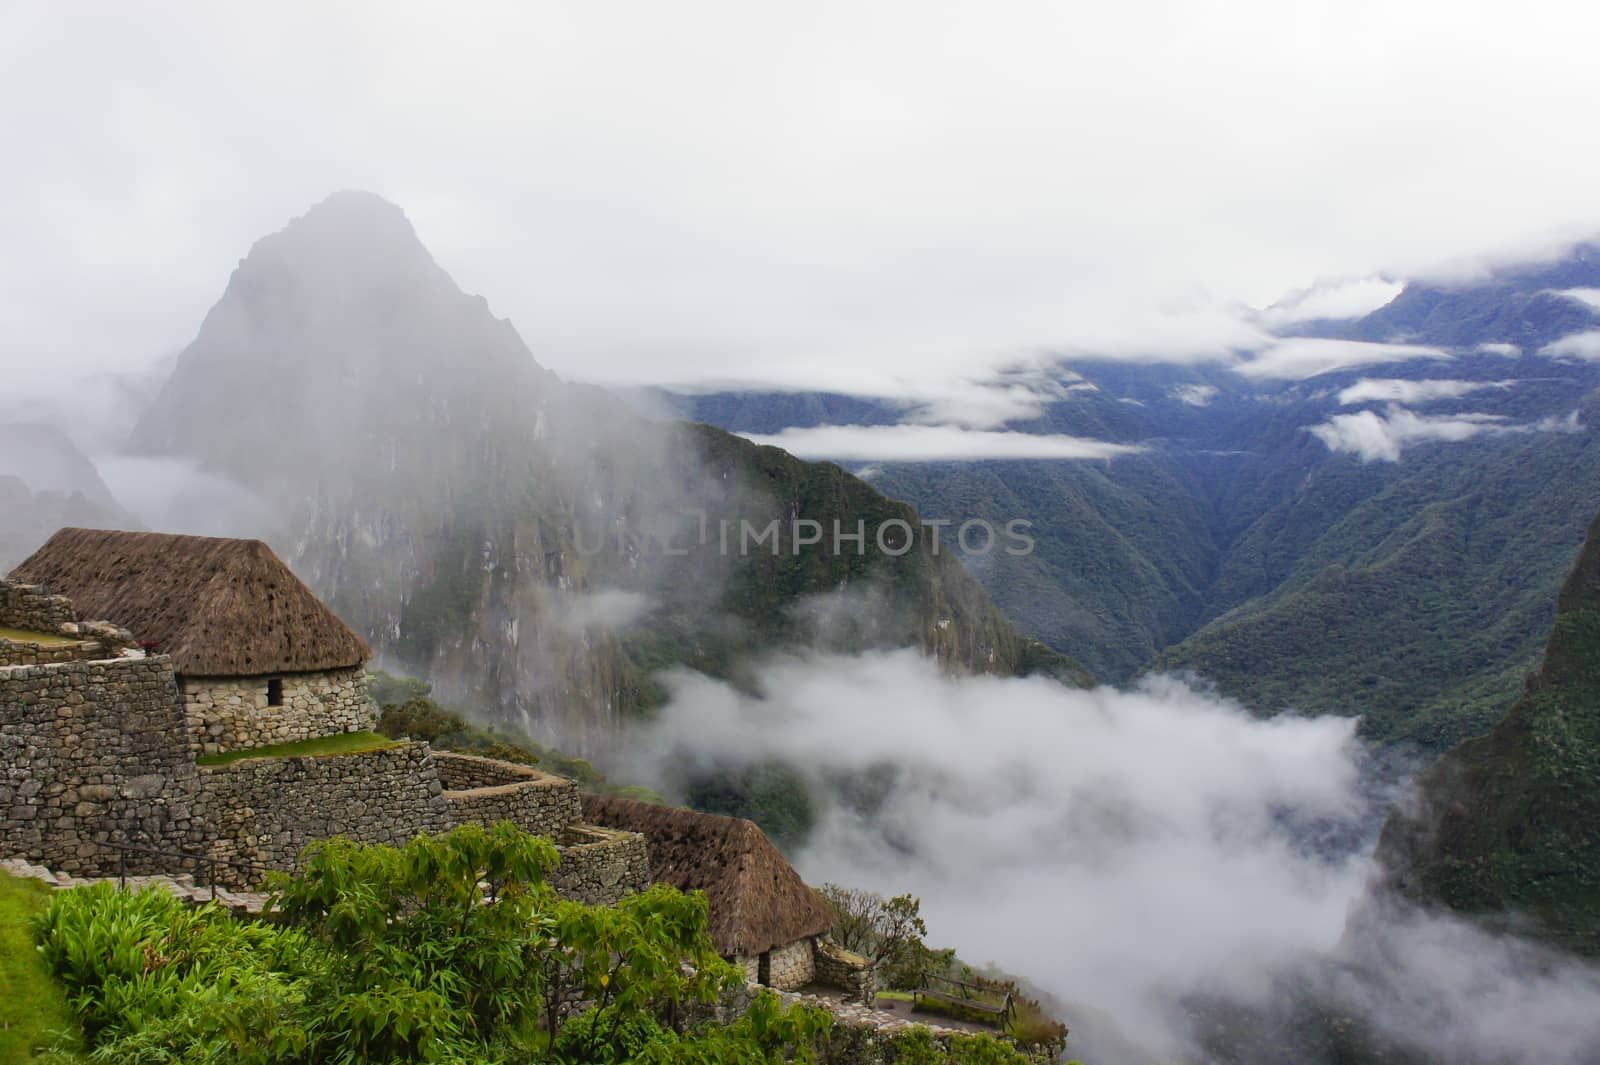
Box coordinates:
[4,0,1600,411]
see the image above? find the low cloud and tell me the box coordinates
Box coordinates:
[1553,287,1600,312]
[740,424,1142,462]
[628,650,1600,1063]
[1540,329,1600,360]
[1235,339,1450,381]
[546,588,656,635]
[1475,342,1522,357]
[1258,277,1404,327]
[1170,384,1220,407]
[93,455,277,539]
[1310,405,1582,462]
[1337,378,1515,406]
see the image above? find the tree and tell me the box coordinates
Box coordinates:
[817,884,944,988]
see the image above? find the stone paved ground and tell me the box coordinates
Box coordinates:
[777,986,1000,1037]
[0,857,271,914]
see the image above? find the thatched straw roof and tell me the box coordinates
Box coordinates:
[581,795,835,957]
[9,528,369,676]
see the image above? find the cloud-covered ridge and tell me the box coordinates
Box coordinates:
[1236,339,1450,381]
[1337,378,1515,406]
[741,424,1143,462]
[1311,405,1582,462]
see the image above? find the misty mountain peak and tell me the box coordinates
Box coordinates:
[129,194,553,476]
[230,189,448,299]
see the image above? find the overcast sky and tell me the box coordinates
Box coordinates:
[4,0,1600,415]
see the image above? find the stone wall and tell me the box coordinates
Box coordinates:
[435,752,584,838]
[0,655,197,877]
[182,667,376,755]
[0,637,99,667]
[433,751,545,790]
[549,824,650,906]
[814,939,875,1003]
[767,936,818,991]
[192,741,453,886]
[0,578,77,633]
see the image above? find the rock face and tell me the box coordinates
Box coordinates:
[125,192,1084,754]
[1376,508,1600,953]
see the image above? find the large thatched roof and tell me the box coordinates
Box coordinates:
[581,795,835,958]
[10,528,369,676]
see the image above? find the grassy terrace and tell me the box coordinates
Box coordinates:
[0,872,82,1062]
[196,731,398,766]
[0,626,80,647]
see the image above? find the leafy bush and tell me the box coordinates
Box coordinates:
[35,824,828,1064]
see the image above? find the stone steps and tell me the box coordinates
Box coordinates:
[0,857,270,914]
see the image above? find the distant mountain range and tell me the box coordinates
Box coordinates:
[658,247,1600,750]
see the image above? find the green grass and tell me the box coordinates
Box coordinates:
[196,731,397,766]
[0,627,79,647]
[0,872,82,1061]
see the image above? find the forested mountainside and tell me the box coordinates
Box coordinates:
[124,192,1083,754]
[665,251,1600,749]
[1375,508,1600,954]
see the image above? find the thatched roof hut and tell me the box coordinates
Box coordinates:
[581,794,835,958]
[9,527,369,676]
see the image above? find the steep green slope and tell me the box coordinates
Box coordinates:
[1375,508,1600,954]
[1158,395,1600,748]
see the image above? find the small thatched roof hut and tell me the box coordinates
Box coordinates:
[9,528,369,676]
[581,795,835,958]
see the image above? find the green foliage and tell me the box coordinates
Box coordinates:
[0,871,82,1062]
[372,676,665,801]
[686,762,817,850]
[817,885,951,991]
[33,825,842,1063]
[1378,512,1600,954]
[194,730,396,766]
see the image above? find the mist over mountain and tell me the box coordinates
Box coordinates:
[116,191,1080,754]
[660,245,1600,750]
[0,423,132,570]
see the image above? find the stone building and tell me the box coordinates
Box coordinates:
[10,528,375,754]
[582,795,851,993]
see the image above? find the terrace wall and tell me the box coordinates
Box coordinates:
[0,655,197,877]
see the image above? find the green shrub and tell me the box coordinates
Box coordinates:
[32,823,831,1064]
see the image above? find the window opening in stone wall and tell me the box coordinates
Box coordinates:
[267,678,283,706]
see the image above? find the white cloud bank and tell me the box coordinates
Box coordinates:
[1541,330,1600,360]
[740,424,1142,462]
[1259,277,1405,327]
[7,2,1600,422]
[1311,405,1582,462]
[1171,383,1220,407]
[1235,339,1450,381]
[629,650,1600,1064]
[1337,378,1514,406]
[1554,287,1600,311]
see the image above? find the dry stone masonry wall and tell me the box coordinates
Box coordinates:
[182,667,376,755]
[548,824,650,906]
[767,936,819,991]
[813,939,874,1002]
[0,655,197,877]
[434,751,584,838]
[0,579,78,632]
[192,741,453,886]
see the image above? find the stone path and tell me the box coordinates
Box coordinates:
[0,857,271,915]
[776,987,992,1038]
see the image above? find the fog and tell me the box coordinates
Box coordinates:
[629,649,1600,1064]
